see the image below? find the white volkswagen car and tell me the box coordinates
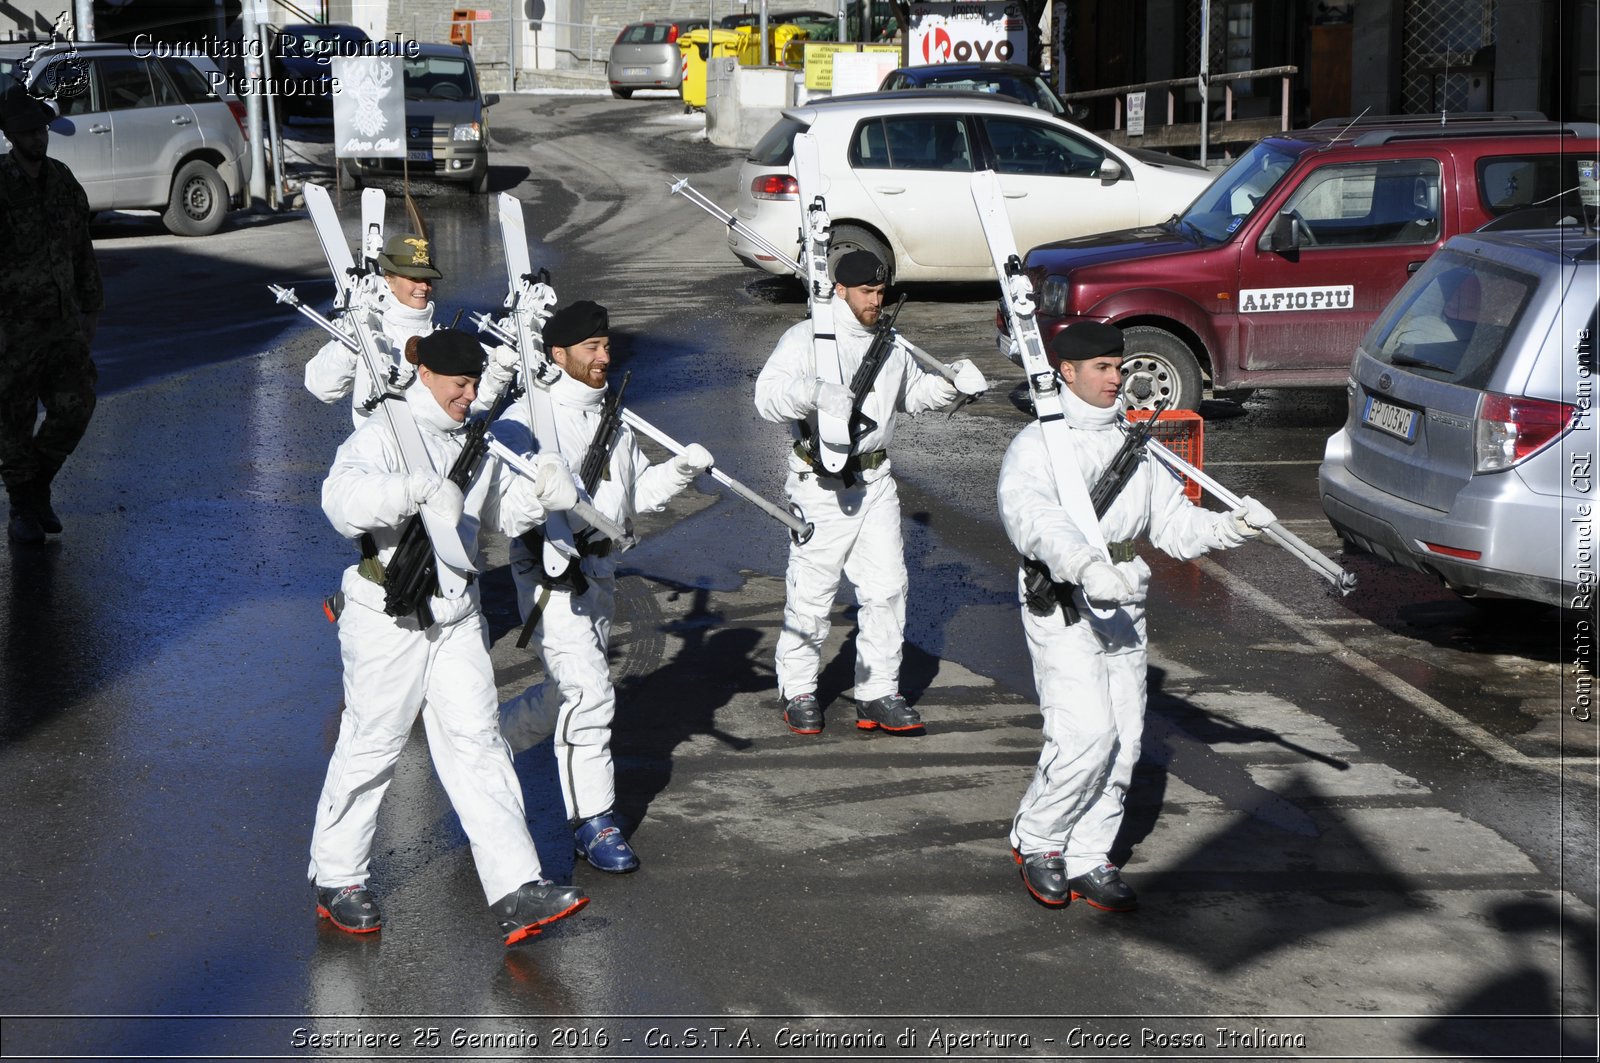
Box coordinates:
[730,91,1215,283]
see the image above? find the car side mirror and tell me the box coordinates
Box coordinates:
[483,92,500,107]
[1259,210,1297,253]
[1098,157,1123,184]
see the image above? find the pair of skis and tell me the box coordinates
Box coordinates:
[291,183,475,601]
[486,194,813,547]
[969,170,1354,595]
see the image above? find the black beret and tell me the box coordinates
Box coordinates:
[542,300,609,349]
[414,329,484,377]
[0,84,53,134]
[1050,322,1125,362]
[834,249,887,287]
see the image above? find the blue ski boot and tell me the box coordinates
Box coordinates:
[574,812,639,873]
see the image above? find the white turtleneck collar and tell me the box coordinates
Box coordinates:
[383,298,433,334]
[831,295,874,342]
[550,368,607,409]
[405,377,467,437]
[1059,380,1120,430]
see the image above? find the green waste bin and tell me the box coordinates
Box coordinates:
[678,28,744,109]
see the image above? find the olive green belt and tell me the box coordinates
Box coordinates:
[793,442,888,477]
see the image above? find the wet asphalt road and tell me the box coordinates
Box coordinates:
[0,92,1595,1061]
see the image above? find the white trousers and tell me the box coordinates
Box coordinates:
[1009,598,1147,878]
[500,569,617,823]
[308,569,543,904]
[775,470,907,703]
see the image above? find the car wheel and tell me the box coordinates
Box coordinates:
[827,225,893,285]
[611,87,634,99]
[162,160,228,237]
[1119,325,1205,412]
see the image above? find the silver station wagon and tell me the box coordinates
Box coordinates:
[2,40,250,236]
[1319,225,1597,610]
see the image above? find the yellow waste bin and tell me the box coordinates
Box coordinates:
[734,23,810,67]
[678,28,744,109]
[773,24,810,68]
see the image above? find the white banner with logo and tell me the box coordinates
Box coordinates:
[909,2,1027,66]
[331,55,405,159]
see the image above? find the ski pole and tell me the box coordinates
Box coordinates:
[1143,438,1357,594]
[483,435,638,551]
[668,176,804,273]
[471,311,517,348]
[270,284,357,351]
[619,409,814,545]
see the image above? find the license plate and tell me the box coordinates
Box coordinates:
[1362,395,1418,442]
[406,149,432,162]
[623,66,648,75]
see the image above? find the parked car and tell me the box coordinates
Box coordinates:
[1318,225,1595,609]
[268,21,371,119]
[731,90,1213,283]
[608,18,706,99]
[1,40,251,236]
[344,42,498,194]
[1010,112,1600,409]
[879,63,1072,120]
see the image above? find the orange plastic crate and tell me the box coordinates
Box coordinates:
[1127,409,1203,502]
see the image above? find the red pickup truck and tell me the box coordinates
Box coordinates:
[1009,113,1600,409]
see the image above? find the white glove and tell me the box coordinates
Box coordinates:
[950,358,988,396]
[671,443,714,477]
[405,470,443,514]
[813,379,855,421]
[533,454,579,513]
[1078,560,1138,605]
[490,343,520,373]
[420,478,465,529]
[926,375,959,408]
[1231,495,1276,538]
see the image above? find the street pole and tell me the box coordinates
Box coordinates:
[72,0,94,40]
[241,0,269,208]
[1198,0,1210,167]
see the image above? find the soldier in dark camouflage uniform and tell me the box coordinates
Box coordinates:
[0,84,101,544]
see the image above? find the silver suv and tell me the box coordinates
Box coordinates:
[1319,225,1597,609]
[0,40,250,236]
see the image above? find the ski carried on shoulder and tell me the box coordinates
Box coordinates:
[971,169,1116,618]
[491,192,584,577]
[304,182,360,311]
[792,131,851,475]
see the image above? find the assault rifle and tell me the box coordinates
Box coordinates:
[383,383,519,627]
[579,371,631,494]
[1091,398,1170,518]
[843,294,907,443]
[1022,398,1169,623]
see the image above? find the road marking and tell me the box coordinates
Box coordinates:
[1195,555,1595,785]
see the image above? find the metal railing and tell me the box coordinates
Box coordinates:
[1064,65,1298,154]
[426,13,615,83]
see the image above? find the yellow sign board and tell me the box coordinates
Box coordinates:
[802,42,902,90]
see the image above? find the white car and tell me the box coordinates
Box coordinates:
[731,90,1216,283]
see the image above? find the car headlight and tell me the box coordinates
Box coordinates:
[1039,276,1071,318]
[451,122,482,142]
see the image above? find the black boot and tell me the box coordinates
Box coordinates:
[491,880,589,946]
[316,884,382,933]
[7,489,43,545]
[1067,863,1138,912]
[30,484,61,535]
[1013,847,1069,908]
